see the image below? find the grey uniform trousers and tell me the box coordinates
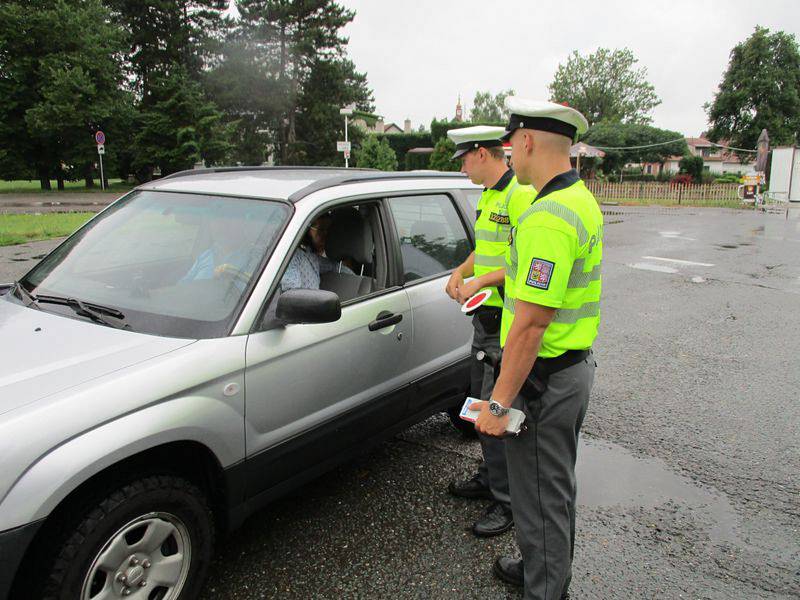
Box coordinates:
[470,311,511,507]
[506,353,595,600]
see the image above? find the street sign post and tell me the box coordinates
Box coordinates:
[339,105,355,168]
[95,131,106,190]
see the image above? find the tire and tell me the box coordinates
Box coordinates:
[36,474,214,600]
[447,405,478,439]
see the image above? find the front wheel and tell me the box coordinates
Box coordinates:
[37,475,214,600]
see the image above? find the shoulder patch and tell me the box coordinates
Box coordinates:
[526,258,554,290]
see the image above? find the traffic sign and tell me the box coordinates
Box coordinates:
[95,131,106,145]
[97,144,105,155]
[337,141,351,152]
[343,150,351,160]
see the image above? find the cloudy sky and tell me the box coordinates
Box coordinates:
[337,0,799,137]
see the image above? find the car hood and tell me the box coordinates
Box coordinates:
[0,298,195,416]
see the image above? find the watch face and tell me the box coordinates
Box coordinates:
[490,402,503,416]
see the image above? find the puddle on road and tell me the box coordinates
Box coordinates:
[577,437,739,545]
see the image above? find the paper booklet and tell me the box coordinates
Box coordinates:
[459,396,525,435]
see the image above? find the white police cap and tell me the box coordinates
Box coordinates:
[501,98,589,141]
[447,125,506,159]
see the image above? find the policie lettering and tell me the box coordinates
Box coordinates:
[588,224,604,254]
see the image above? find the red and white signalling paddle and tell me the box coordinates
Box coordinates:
[461,288,493,314]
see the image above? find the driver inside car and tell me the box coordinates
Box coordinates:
[181,211,260,285]
[280,213,354,291]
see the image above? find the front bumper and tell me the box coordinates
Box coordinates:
[0,520,43,599]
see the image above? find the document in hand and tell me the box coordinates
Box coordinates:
[459,397,525,435]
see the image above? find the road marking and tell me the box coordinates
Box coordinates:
[643,256,714,267]
[627,262,679,274]
[659,231,697,240]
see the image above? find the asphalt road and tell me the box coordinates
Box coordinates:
[2,205,798,598]
[0,191,120,214]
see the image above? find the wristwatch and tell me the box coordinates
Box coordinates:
[488,399,509,417]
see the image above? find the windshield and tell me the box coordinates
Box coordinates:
[15,190,291,338]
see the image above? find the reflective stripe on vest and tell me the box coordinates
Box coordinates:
[518,198,589,245]
[473,182,518,271]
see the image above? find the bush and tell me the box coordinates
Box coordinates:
[404,152,431,171]
[355,136,398,171]
[679,155,704,182]
[714,173,743,183]
[376,132,432,170]
[670,173,693,186]
[428,139,459,172]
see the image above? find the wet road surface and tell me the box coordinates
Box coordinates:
[2,205,798,598]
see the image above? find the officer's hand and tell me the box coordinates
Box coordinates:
[456,279,482,305]
[471,400,510,438]
[445,271,463,300]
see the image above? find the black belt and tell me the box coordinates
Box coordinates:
[520,349,591,401]
[534,349,590,377]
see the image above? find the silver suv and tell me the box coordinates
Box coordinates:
[0,168,483,600]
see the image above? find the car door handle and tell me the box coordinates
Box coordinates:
[368,311,402,332]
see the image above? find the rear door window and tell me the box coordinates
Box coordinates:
[387,194,471,283]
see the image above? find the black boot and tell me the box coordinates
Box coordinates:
[448,474,492,500]
[472,501,513,537]
[492,556,523,586]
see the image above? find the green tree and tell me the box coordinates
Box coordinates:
[132,68,232,179]
[428,138,459,172]
[581,122,687,175]
[549,48,661,126]
[471,89,514,122]
[679,155,704,182]
[204,33,282,165]
[0,0,130,188]
[104,0,228,97]
[355,135,397,171]
[294,57,374,165]
[706,26,800,158]
[237,0,361,164]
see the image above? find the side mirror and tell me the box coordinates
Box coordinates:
[276,289,341,325]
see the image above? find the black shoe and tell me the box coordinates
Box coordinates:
[448,474,492,500]
[472,502,514,537]
[492,556,523,587]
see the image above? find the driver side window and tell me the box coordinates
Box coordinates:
[261,202,388,329]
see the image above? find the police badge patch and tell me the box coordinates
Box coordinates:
[488,212,511,225]
[526,258,554,290]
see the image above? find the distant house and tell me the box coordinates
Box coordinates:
[352,113,414,135]
[641,137,755,176]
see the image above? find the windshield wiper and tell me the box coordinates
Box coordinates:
[34,294,129,329]
[12,281,40,309]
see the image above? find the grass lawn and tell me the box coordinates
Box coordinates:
[0,179,132,194]
[0,212,94,246]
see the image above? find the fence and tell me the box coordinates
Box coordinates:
[585,181,742,207]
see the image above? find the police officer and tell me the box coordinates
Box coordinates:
[471,99,602,600]
[444,125,535,537]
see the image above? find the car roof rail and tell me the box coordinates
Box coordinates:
[288,171,468,202]
[159,165,378,181]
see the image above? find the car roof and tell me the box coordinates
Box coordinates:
[139,166,474,202]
